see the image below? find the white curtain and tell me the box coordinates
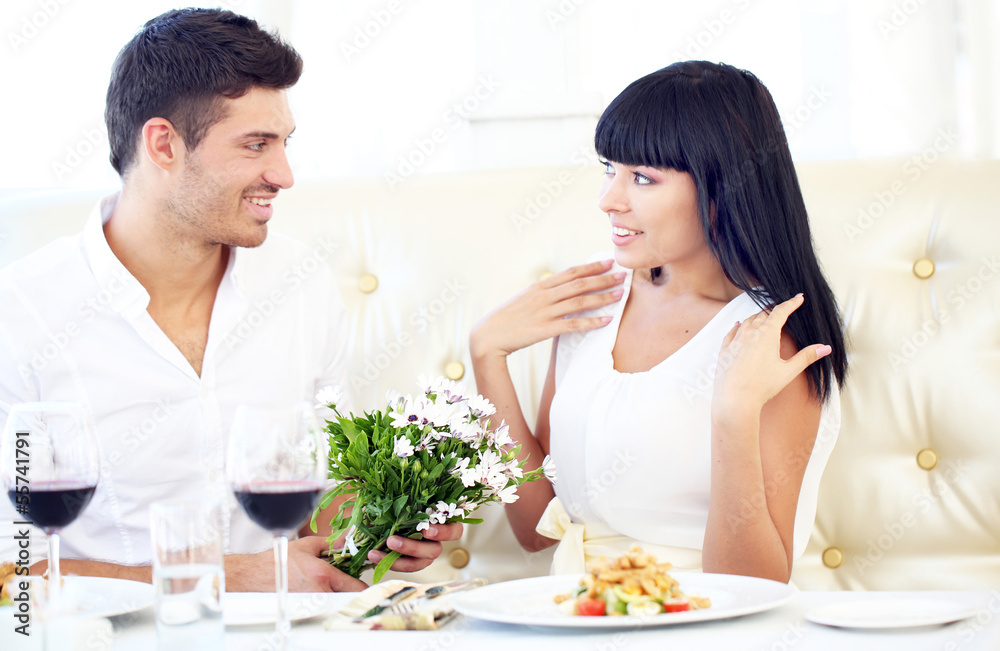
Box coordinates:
[1,0,996,190]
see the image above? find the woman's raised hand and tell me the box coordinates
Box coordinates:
[470,259,625,361]
[712,293,832,419]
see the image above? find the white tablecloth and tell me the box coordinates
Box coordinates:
[6,589,1000,650]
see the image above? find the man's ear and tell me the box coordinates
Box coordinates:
[141,117,184,172]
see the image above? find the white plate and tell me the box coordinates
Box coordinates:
[805,598,978,629]
[452,572,794,628]
[223,592,347,626]
[0,576,153,619]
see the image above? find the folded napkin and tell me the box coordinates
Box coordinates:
[324,579,484,631]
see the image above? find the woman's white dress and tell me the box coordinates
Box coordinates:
[538,263,841,574]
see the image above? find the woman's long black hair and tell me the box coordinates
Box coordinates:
[595,61,846,401]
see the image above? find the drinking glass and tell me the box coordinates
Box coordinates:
[1,402,99,611]
[149,499,225,650]
[227,403,326,647]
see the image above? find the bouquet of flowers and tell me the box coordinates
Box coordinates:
[311,376,555,582]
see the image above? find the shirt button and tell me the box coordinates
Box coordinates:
[208,470,219,482]
[822,546,843,569]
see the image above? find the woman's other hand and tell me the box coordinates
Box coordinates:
[712,293,832,420]
[470,259,625,362]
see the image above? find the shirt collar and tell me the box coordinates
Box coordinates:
[82,193,248,318]
[82,193,149,319]
[228,241,248,301]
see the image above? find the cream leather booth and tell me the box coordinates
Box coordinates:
[2,160,998,590]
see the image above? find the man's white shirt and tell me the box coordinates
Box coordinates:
[0,194,350,565]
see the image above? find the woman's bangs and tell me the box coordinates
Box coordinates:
[594,79,687,172]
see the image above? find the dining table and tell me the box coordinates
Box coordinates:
[4,582,1000,651]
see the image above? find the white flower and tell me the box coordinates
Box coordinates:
[426,400,461,429]
[496,484,519,504]
[343,525,359,556]
[385,389,404,410]
[476,449,503,473]
[419,375,469,404]
[541,455,557,482]
[389,395,432,428]
[504,460,523,480]
[418,505,448,530]
[393,435,415,457]
[449,418,484,444]
[315,386,342,408]
[450,457,471,475]
[415,434,437,453]
[467,394,496,418]
[416,374,437,393]
[459,465,481,487]
[489,420,512,448]
[486,471,509,492]
[435,501,462,519]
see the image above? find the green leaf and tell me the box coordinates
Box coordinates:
[340,418,360,444]
[372,551,402,583]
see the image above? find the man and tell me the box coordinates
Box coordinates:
[0,8,458,591]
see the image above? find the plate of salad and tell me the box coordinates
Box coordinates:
[452,548,793,629]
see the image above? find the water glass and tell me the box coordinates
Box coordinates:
[149,500,225,650]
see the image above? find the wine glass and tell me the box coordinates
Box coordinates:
[227,403,326,646]
[1,402,99,612]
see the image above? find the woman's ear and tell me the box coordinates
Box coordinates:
[706,199,720,245]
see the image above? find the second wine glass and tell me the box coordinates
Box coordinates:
[226,402,326,647]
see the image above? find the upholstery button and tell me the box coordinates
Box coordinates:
[444,361,465,381]
[538,271,554,282]
[358,273,379,293]
[917,448,939,470]
[822,546,843,569]
[912,258,935,279]
[449,547,470,569]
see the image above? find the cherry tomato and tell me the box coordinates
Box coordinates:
[663,599,691,613]
[576,598,607,616]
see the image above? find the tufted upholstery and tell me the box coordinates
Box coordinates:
[1,160,998,590]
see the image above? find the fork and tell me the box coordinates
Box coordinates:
[388,596,428,616]
[387,578,487,616]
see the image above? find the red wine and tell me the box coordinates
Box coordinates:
[233,484,322,533]
[7,483,97,530]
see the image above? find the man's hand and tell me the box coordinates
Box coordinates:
[31,525,465,592]
[226,536,366,592]
[367,522,464,573]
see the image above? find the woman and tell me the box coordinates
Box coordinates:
[470,61,847,583]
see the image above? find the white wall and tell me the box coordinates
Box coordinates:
[1,0,996,192]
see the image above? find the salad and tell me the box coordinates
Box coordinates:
[0,562,18,606]
[554,547,710,617]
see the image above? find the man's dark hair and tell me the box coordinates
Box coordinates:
[105,8,303,177]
